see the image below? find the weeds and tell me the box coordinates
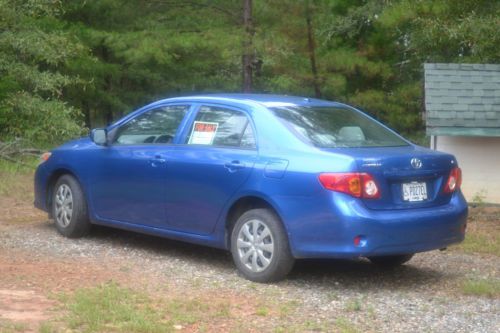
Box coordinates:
[255,306,269,316]
[38,322,58,333]
[47,282,242,333]
[0,157,38,201]
[336,317,359,333]
[470,189,488,208]
[345,298,362,312]
[461,278,500,298]
[0,320,27,333]
[453,206,500,257]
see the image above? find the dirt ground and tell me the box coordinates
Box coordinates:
[0,173,499,333]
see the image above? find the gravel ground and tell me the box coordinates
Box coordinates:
[1,220,499,333]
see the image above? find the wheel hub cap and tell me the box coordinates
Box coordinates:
[55,184,73,227]
[236,219,274,273]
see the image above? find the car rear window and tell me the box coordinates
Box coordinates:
[270,106,408,148]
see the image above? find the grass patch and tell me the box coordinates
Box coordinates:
[51,281,369,333]
[461,278,500,298]
[345,298,362,312]
[336,317,359,333]
[455,207,500,257]
[0,157,38,202]
[64,282,171,333]
[38,322,58,333]
[0,320,27,333]
[255,306,269,316]
[56,281,237,333]
[459,233,500,257]
[278,300,299,318]
[452,206,500,256]
[274,317,359,333]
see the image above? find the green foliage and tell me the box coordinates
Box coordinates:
[65,282,172,333]
[62,0,242,127]
[461,278,500,298]
[0,0,87,147]
[58,281,233,333]
[0,0,499,145]
[0,92,85,146]
[471,189,488,207]
[257,0,499,136]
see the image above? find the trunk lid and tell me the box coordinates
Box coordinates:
[324,145,457,210]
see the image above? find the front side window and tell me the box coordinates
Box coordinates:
[114,105,189,145]
[270,106,408,148]
[185,106,256,148]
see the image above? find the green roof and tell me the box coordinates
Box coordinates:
[424,63,500,137]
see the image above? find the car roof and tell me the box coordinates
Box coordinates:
[163,93,342,108]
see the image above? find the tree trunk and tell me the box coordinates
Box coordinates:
[306,2,321,98]
[83,100,91,129]
[242,0,253,93]
[100,41,114,125]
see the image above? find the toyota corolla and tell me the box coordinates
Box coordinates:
[34,94,468,282]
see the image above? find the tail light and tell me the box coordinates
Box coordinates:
[443,167,462,193]
[318,173,380,199]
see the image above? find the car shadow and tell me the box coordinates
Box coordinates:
[41,222,453,291]
[86,224,234,270]
[287,258,448,291]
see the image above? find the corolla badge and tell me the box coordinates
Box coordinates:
[410,158,423,169]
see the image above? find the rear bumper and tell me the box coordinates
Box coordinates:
[286,191,468,259]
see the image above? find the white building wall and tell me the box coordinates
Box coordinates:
[434,136,500,204]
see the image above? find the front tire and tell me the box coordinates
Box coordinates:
[230,208,295,283]
[52,175,91,238]
[368,254,414,268]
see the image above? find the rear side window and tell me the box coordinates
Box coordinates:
[271,106,408,148]
[114,105,189,145]
[185,106,256,149]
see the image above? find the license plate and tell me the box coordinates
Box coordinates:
[402,182,427,202]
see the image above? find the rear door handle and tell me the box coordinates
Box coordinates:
[150,155,166,167]
[224,160,245,172]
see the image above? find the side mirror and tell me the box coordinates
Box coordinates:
[90,128,108,146]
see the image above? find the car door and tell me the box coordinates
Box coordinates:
[165,104,258,235]
[89,104,190,228]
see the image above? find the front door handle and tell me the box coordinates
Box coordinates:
[224,160,245,172]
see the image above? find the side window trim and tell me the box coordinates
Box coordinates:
[179,103,258,150]
[171,104,198,144]
[110,103,192,146]
[175,103,201,145]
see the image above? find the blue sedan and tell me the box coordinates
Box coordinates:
[34,94,468,282]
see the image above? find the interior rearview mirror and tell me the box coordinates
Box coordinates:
[90,128,108,146]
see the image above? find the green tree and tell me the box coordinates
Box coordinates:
[253,0,498,140]
[62,0,243,127]
[1,0,498,145]
[0,0,86,146]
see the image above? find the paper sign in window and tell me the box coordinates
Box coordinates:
[188,121,219,145]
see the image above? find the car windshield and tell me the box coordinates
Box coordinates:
[270,106,409,148]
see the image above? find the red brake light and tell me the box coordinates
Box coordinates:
[361,173,380,199]
[319,173,380,199]
[443,167,462,193]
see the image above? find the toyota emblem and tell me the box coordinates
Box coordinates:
[411,158,423,169]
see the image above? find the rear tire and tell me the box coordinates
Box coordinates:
[230,208,295,283]
[368,254,414,268]
[52,175,91,238]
